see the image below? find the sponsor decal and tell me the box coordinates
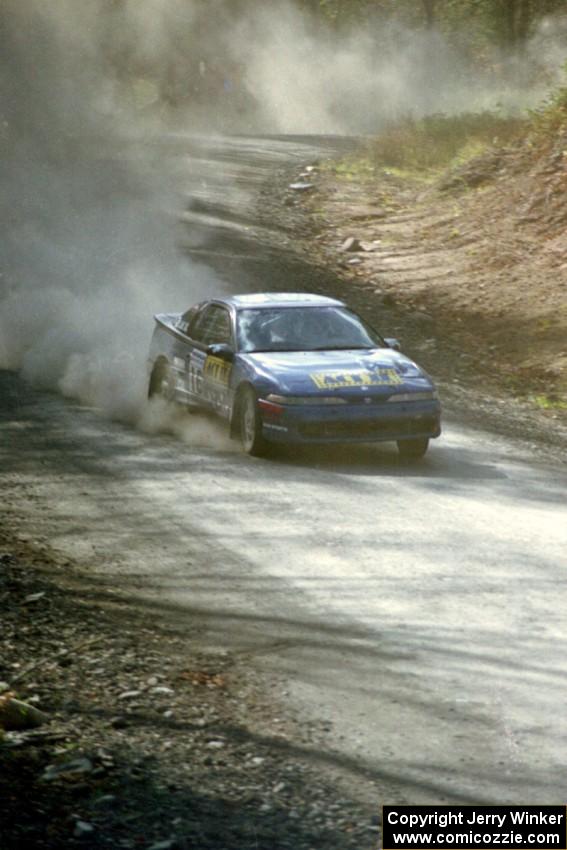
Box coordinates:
[310,367,402,390]
[204,355,232,386]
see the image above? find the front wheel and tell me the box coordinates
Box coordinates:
[397,437,429,461]
[238,387,268,457]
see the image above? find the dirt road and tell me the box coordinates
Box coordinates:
[2,136,566,808]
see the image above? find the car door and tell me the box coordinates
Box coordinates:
[186,303,234,415]
[163,303,203,405]
[175,303,207,405]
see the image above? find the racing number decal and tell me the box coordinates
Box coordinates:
[187,351,204,395]
[186,354,231,411]
[310,368,403,390]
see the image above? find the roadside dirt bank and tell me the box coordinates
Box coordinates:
[259,139,567,461]
[0,528,380,849]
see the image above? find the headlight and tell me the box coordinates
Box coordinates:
[266,394,347,406]
[387,391,438,402]
[395,360,423,377]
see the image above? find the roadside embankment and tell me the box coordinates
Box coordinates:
[258,119,567,458]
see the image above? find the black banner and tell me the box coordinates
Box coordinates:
[382,806,567,850]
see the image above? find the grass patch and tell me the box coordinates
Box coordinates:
[326,157,377,181]
[531,394,567,411]
[368,112,525,172]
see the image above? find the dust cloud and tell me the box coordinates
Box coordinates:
[139,398,235,451]
[0,0,224,426]
[0,1,565,430]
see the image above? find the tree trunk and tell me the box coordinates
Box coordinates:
[501,0,532,50]
[422,0,437,29]
[515,0,532,47]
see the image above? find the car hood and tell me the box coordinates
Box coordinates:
[241,348,433,395]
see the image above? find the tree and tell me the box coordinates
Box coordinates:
[467,0,566,52]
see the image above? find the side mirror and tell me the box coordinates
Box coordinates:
[384,337,401,352]
[207,343,234,361]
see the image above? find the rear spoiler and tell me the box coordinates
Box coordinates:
[153,312,188,341]
[153,312,179,329]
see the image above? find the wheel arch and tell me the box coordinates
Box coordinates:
[148,356,171,399]
[230,380,256,437]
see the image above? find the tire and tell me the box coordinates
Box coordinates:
[238,386,268,457]
[397,437,429,461]
[148,359,173,402]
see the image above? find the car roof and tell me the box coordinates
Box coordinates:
[219,293,345,310]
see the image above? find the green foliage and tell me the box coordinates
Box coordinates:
[368,112,525,171]
[300,0,566,46]
[528,76,567,136]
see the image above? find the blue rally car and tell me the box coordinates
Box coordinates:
[147,293,441,458]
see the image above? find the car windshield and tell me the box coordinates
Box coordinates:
[236,306,384,353]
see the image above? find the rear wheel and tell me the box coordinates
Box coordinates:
[238,386,268,457]
[148,360,173,401]
[397,437,429,461]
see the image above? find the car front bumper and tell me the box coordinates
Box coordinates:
[259,399,441,445]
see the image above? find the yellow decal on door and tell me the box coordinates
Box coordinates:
[204,356,232,386]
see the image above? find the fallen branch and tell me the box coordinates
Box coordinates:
[0,693,48,730]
